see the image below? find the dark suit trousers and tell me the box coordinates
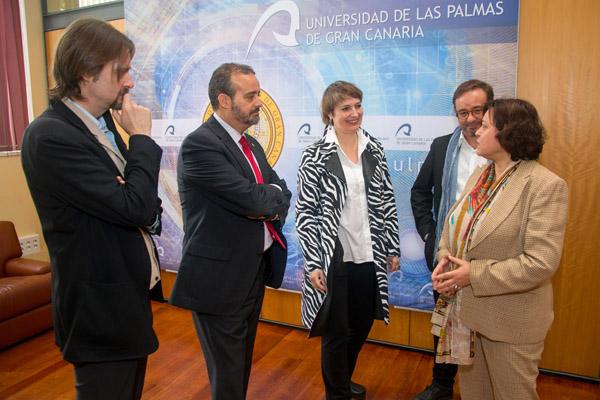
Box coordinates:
[321,261,376,400]
[432,289,458,388]
[192,258,266,400]
[73,357,147,400]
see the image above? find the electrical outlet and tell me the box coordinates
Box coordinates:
[18,234,40,255]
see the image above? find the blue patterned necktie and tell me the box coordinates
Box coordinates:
[98,116,119,153]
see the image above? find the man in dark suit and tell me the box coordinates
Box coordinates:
[410,79,494,400]
[21,19,163,400]
[170,63,291,400]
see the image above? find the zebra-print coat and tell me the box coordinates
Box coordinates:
[296,128,400,332]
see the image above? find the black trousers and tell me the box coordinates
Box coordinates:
[192,259,266,400]
[73,357,148,400]
[432,289,458,388]
[321,261,377,400]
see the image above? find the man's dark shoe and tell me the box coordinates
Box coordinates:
[350,381,366,399]
[412,383,453,400]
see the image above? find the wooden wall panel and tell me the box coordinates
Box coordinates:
[517,0,600,378]
[408,311,434,350]
[369,308,410,345]
[260,288,303,326]
[160,270,176,297]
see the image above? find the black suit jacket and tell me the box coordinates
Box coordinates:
[21,100,163,363]
[410,133,452,271]
[170,116,291,315]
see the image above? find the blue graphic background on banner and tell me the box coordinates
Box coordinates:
[125,0,519,311]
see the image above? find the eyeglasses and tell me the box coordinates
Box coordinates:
[456,107,485,120]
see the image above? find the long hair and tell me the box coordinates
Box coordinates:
[49,18,134,101]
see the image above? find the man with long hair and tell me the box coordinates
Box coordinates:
[21,18,163,399]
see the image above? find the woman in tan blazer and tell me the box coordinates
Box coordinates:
[430,98,568,400]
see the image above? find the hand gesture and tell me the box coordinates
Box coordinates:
[387,255,400,272]
[111,93,151,136]
[309,269,327,292]
[432,255,471,296]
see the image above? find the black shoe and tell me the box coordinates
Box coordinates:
[350,381,366,399]
[412,383,453,400]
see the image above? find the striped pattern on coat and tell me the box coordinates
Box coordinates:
[296,128,400,329]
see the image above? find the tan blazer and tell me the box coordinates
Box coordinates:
[438,160,568,344]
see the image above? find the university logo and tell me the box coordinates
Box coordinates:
[246,0,300,57]
[395,123,412,137]
[203,89,285,166]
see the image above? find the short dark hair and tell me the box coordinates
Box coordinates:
[208,63,256,110]
[320,81,363,125]
[452,79,494,108]
[488,98,546,160]
[49,18,135,101]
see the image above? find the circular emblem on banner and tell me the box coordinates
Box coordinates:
[202,90,285,166]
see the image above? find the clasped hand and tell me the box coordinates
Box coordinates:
[431,255,471,296]
[387,255,400,272]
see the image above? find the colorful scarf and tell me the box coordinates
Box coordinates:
[431,161,519,364]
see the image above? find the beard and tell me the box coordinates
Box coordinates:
[232,103,260,127]
[462,120,482,137]
[465,126,479,137]
[110,87,130,110]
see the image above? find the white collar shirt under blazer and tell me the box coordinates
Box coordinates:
[296,127,400,329]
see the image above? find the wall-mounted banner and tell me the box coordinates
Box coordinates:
[125,0,519,311]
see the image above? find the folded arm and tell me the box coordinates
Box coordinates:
[32,132,162,228]
[180,133,289,219]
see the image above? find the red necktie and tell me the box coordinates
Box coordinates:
[239,135,286,249]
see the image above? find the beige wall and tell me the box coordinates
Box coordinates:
[0,155,48,262]
[21,0,48,119]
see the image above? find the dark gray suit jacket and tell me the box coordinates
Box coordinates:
[170,116,290,315]
[21,100,163,363]
[410,133,452,271]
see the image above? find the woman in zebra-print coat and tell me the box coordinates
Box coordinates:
[296,81,401,399]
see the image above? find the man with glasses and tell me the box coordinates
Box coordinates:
[410,79,494,400]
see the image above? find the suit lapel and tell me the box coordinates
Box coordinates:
[468,161,534,251]
[53,100,125,175]
[324,151,346,184]
[104,110,129,162]
[207,116,256,181]
[361,147,377,190]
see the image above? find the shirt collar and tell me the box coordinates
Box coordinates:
[65,98,103,129]
[213,112,244,143]
[458,131,477,152]
[324,125,369,155]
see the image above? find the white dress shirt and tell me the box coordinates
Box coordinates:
[325,128,374,264]
[455,133,489,202]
